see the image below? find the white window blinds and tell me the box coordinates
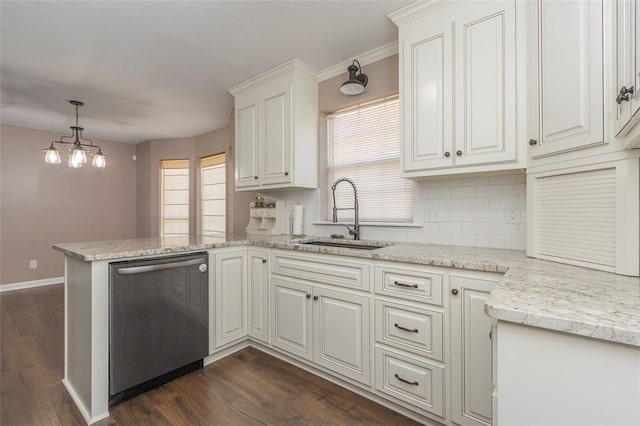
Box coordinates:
[327,96,413,223]
[201,153,226,235]
[160,159,189,237]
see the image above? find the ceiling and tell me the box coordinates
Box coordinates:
[0,0,410,144]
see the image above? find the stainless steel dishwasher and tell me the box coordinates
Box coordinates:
[109,252,209,404]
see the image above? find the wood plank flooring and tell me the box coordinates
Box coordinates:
[1,284,419,425]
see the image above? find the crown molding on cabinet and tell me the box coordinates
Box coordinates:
[228,58,319,95]
[388,0,456,26]
[316,41,399,82]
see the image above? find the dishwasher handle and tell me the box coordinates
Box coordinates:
[116,258,206,275]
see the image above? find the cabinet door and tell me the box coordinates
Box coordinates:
[450,275,497,426]
[261,82,292,186]
[615,0,640,135]
[271,276,313,361]
[214,250,247,348]
[235,93,260,188]
[313,287,370,385]
[454,0,517,166]
[401,6,454,172]
[247,250,269,343]
[531,0,605,157]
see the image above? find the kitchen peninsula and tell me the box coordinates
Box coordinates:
[54,235,640,425]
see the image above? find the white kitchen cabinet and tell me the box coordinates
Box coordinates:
[271,276,313,361]
[313,286,370,386]
[615,0,640,147]
[229,59,318,191]
[450,274,498,426]
[391,0,525,178]
[214,249,247,348]
[528,0,607,158]
[247,249,269,344]
[270,275,371,385]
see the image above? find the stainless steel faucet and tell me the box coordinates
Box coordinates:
[331,177,359,240]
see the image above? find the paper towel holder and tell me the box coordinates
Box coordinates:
[291,204,305,237]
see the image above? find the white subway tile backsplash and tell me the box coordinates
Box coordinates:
[476,210,504,223]
[451,234,477,246]
[463,222,489,235]
[270,172,526,251]
[476,185,504,197]
[451,210,476,222]
[488,174,520,185]
[505,236,526,250]
[463,198,490,210]
[452,186,476,198]
[477,235,506,249]
[503,184,526,197]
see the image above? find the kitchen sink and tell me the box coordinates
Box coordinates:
[299,240,389,250]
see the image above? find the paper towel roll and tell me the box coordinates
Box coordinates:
[292,205,304,235]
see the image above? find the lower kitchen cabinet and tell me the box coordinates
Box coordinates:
[214,249,248,348]
[375,346,445,417]
[271,275,371,385]
[271,276,313,360]
[313,286,370,385]
[450,274,498,426]
[247,249,269,343]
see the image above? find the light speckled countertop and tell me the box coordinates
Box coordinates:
[53,235,640,347]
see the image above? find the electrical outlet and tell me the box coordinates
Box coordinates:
[505,209,520,224]
[424,209,440,223]
[29,260,38,269]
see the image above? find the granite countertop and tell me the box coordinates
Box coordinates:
[53,235,640,347]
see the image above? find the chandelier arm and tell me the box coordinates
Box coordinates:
[78,129,95,146]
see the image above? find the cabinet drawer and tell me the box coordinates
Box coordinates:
[272,251,371,290]
[375,300,443,361]
[374,265,443,306]
[375,347,444,417]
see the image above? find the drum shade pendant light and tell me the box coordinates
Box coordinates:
[42,100,106,168]
[340,59,368,95]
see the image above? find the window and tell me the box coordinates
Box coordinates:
[160,159,190,237]
[327,96,413,223]
[201,153,226,235]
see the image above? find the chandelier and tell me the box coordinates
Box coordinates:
[42,100,106,168]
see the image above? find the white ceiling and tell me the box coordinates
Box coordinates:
[0,0,410,144]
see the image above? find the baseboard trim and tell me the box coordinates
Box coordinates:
[62,379,109,425]
[0,277,64,293]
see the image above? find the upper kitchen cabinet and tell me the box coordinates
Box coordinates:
[390,0,527,178]
[229,59,318,191]
[615,0,640,148]
[527,0,611,160]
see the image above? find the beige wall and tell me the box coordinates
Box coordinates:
[135,113,256,238]
[194,112,256,237]
[135,137,197,237]
[0,124,137,285]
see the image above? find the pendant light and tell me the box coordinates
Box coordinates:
[340,59,368,96]
[43,100,106,168]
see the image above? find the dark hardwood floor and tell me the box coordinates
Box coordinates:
[1,284,419,425]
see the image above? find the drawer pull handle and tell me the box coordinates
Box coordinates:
[394,281,418,289]
[394,323,419,333]
[394,374,419,386]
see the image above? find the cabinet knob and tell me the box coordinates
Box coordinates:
[262,259,267,264]
[529,139,538,146]
[313,295,318,301]
[306,293,311,299]
[451,288,459,295]
[254,176,259,180]
[456,150,463,156]
[616,86,635,104]
[444,151,451,157]
[284,172,289,176]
